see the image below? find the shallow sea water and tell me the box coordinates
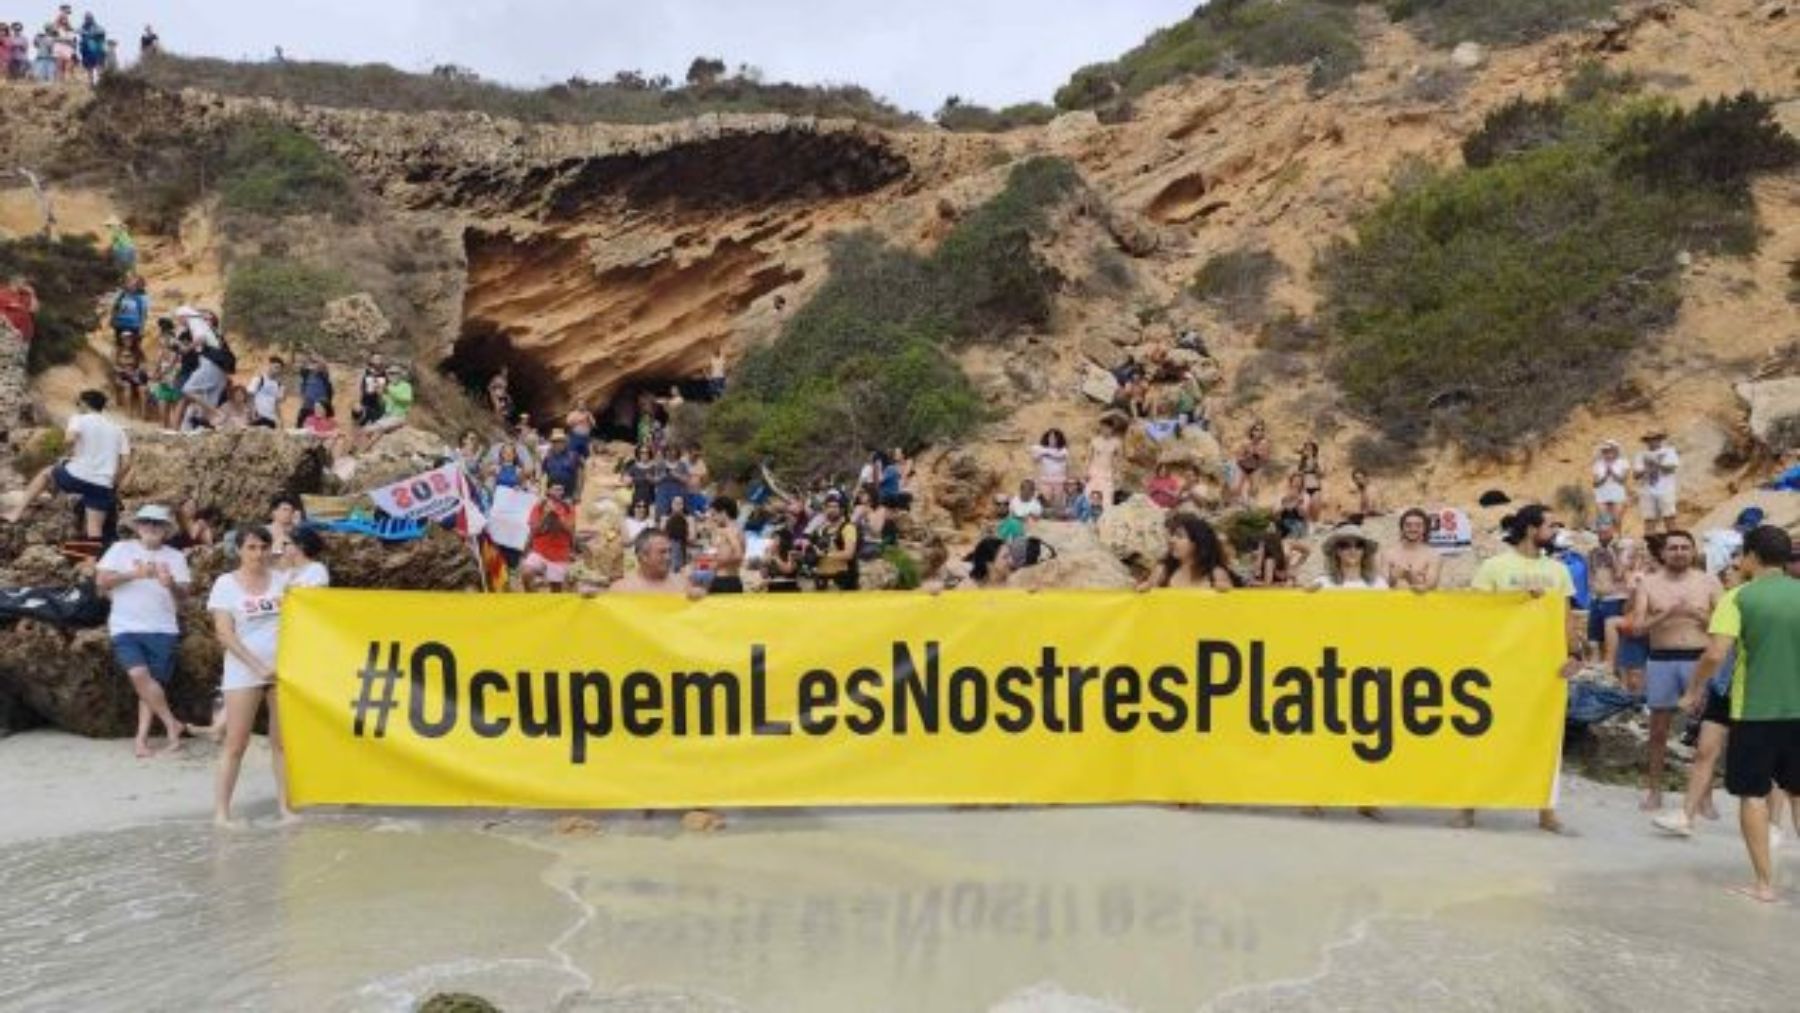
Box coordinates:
[1,785,1796,1012]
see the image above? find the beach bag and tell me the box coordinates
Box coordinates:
[1007,536,1058,570]
[201,334,237,374]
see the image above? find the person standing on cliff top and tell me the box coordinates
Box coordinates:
[1455,504,1582,835]
[1630,530,1720,812]
[97,504,192,758]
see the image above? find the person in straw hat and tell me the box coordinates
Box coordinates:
[1635,431,1681,536]
[1313,523,1388,590]
[1591,439,1630,531]
[95,503,193,757]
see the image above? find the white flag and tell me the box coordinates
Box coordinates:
[368,463,467,523]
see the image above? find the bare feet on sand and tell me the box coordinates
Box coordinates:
[1639,791,1662,812]
[1729,884,1778,904]
[133,739,152,759]
[274,809,302,827]
[681,809,727,833]
[1699,798,1720,820]
[213,814,246,830]
[162,724,186,755]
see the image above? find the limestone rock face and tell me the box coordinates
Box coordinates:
[929,449,1005,528]
[1096,495,1167,571]
[121,430,330,524]
[0,623,130,737]
[319,292,393,352]
[1008,521,1135,590]
[335,426,450,492]
[1736,377,1800,450]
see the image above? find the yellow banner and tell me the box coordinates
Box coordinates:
[277,589,1567,810]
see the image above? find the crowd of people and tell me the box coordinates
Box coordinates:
[0,6,155,85]
[3,228,1799,893]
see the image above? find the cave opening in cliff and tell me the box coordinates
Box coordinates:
[440,322,568,424]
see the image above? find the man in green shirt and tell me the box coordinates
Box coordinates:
[1680,525,1800,903]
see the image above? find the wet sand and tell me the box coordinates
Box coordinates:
[1,731,1796,1012]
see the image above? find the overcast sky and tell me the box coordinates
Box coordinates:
[80,0,1194,113]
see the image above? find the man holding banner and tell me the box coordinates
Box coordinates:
[1457,504,1582,834]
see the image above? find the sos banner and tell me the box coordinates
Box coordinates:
[278,590,1567,810]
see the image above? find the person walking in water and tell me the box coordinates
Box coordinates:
[1674,526,1800,903]
[209,526,297,828]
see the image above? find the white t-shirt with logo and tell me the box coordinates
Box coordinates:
[65,412,129,487]
[249,374,283,424]
[288,561,330,588]
[1636,446,1680,498]
[97,541,191,635]
[207,571,289,690]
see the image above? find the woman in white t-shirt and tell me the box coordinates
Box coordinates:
[210,525,295,827]
[285,527,331,588]
[1312,525,1390,591]
[1591,440,1630,530]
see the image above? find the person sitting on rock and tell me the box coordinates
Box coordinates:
[96,504,192,758]
[3,389,129,541]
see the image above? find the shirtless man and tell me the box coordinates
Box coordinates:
[596,530,716,831]
[1383,508,1442,591]
[1631,530,1721,811]
[707,497,746,594]
[609,530,705,598]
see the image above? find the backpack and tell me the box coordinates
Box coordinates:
[1007,536,1058,570]
[111,291,144,331]
[201,334,237,374]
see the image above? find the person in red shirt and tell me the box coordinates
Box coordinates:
[0,275,38,343]
[521,482,576,592]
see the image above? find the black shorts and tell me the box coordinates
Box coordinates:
[1702,691,1732,728]
[1725,720,1800,798]
[710,575,744,595]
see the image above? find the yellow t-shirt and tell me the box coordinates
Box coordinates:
[1470,551,1575,597]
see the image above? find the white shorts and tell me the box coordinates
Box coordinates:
[1640,492,1677,521]
[522,553,568,584]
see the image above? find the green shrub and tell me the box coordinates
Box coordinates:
[1221,508,1276,554]
[881,546,924,590]
[217,116,361,223]
[1462,96,1570,168]
[1385,0,1614,46]
[0,236,123,373]
[935,99,1058,133]
[709,158,1083,482]
[130,53,918,129]
[1322,92,1794,456]
[1054,0,1364,109]
[931,156,1080,341]
[223,257,354,353]
[54,82,362,233]
[1610,92,1800,198]
[12,427,67,477]
[1191,247,1282,323]
[1345,434,1419,476]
